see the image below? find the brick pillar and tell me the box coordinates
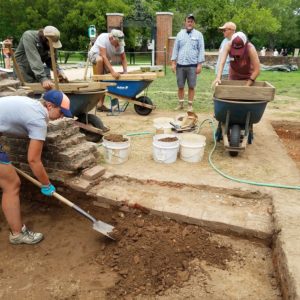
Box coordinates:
[156,12,173,65]
[168,37,176,65]
[106,13,124,32]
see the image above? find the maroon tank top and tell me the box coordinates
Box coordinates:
[229,43,253,80]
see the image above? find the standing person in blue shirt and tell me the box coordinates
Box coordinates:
[215,22,236,80]
[171,14,205,112]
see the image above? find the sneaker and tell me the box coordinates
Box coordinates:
[187,102,193,112]
[96,105,110,112]
[174,102,184,111]
[9,225,43,245]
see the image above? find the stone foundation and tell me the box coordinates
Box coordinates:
[1,119,99,181]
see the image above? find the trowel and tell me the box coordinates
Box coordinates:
[15,167,115,239]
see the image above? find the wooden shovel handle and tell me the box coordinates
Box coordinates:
[8,45,25,85]
[15,167,74,208]
[46,37,59,90]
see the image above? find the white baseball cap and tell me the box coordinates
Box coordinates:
[43,26,62,48]
[111,29,125,47]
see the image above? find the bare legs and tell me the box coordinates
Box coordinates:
[95,57,105,107]
[0,164,22,235]
[177,87,195,110]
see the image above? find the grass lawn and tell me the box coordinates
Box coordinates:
[146,68,300,112]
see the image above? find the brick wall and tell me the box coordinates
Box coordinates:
[167,37,175,64]
[156,12,173,65]
[106,13,124,32]
[198,53,300,67]
[0,119,99,181]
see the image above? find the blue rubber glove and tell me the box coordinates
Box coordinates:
[41,183,56,196]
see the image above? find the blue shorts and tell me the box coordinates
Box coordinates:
[0,145,11,164]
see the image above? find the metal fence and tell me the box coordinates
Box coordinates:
[1,48,167,72]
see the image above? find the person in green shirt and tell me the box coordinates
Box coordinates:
[14,26,68,89]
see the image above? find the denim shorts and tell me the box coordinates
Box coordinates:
[176,66,197,88]
[0,145,10,164]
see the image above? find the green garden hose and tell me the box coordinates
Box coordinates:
[198,118,300,191]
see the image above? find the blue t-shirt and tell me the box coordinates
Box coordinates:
[0,96,48,140]
[171,29,205,65]
[215,38,230,75]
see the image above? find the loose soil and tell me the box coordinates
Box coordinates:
[157,137,178,142]
[272,121,300,169]
[104,134,128,142]
[0,182,280,299]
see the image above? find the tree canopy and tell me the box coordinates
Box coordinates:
[0,0,299,51]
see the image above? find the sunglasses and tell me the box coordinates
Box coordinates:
[221,28,232,32]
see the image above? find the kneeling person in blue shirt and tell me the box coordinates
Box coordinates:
[0,90,72,245]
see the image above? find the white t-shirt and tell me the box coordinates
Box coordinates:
[89,33,124,59]
[0,96,48,140]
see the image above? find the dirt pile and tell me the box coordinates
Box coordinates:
[104,134,128,142]
[273,121,300,168]
[96,209,233,299]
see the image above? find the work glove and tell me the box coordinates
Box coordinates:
[41,183,56,196]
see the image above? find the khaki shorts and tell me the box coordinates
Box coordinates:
[88,51,109,74]
[88,51,98,64]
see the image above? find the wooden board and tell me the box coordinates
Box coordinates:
[92,72,157,81]
[24,81,115,93]
[214,80,275,101]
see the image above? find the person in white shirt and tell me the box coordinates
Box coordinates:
[88,29,128,111]
[215,22,236,80]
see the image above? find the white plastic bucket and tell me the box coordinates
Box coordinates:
[153,117,174,134]
[152,134,179,164]
[179,133,206,163]
[102,136,130,164]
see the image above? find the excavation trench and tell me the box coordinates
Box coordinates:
[3,120,299,299]
[0,179,281,300]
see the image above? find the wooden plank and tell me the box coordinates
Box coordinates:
[74,121,104,135]
[92,72,157,81]
[0,79,20,91]
[214,80,275,101]
[24,81,113,93]
[220,80,266,87]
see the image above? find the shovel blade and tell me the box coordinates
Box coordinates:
[93,220,115,239]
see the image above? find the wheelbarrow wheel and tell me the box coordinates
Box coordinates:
[229,124,240,157]
[134,96,153,116]
[77,113,104,143]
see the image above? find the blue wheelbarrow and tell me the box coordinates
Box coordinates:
[68,90,107,142]
[214,98,268,156]
[213,80,275,157]
[29,86,107,143]
[101,78,156,116]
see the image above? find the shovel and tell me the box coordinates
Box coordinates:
[15,167,115,239]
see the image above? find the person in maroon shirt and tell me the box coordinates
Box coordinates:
[213,32,260,87]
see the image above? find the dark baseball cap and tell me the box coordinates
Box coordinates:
[186,14,195,21]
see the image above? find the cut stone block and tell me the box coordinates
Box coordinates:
[82,165,106,180]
